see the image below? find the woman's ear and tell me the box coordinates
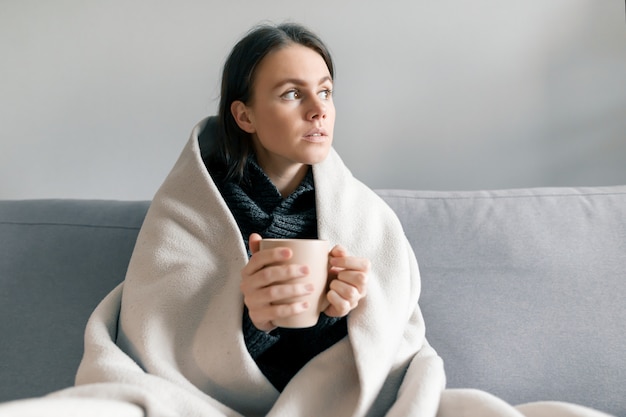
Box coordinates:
[230,101,256,133]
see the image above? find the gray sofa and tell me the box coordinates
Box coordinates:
[1,186,624,416]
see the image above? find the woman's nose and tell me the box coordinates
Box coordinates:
[306,97,327,120]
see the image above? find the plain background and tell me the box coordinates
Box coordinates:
[1,0,625,200]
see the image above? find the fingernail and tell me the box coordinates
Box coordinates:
[305,283,314,292]
[299,265,309,274]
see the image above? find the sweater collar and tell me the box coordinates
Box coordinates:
[241,155,314,211]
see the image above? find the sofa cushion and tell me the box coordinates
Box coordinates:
[377,186,626,416]
[0,199,149,402]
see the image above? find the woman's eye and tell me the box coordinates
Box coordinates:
[318,89,333,100]
[282,90,301,100]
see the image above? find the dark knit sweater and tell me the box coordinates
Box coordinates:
[204,154,347,392]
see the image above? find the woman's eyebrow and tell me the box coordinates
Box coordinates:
[273,76,333,89]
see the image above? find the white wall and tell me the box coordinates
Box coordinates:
[1,0,625,200]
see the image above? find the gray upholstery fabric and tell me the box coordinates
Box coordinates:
[0,200,149,402]
[1,187,624,416]
[378,186,626,416]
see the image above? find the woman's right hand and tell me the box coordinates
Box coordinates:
[240,233,315,332]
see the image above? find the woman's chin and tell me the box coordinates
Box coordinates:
[302,147,332,166]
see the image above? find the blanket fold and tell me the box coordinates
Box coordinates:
[1,117,612,417]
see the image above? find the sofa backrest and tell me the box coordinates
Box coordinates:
[0,199,149,402]
[378,186,626,417]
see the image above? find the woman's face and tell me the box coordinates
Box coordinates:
[232,43,335,179]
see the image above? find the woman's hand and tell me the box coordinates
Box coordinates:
[324,245,370,318]
[240,233,315,332]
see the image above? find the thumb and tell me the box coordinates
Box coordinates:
[329,244,348,258]
[249,233,263,254]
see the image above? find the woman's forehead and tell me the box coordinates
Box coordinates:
[253,44,332,88]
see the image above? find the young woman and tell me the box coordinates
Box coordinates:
[46,22,610,417]
[65,22,445,416]
[202,24,371,392]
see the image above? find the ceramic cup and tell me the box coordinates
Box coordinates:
[259,238,330,328]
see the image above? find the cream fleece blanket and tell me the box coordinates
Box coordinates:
[0,118,613,417]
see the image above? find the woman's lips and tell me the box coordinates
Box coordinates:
[303,128,328,142]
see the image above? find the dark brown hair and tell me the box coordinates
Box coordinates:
[214,22,334,182]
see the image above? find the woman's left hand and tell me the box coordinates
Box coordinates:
[324,245,370,318]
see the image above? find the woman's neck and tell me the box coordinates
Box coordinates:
[262,163,309,198]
